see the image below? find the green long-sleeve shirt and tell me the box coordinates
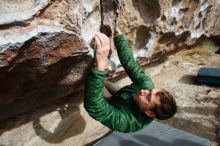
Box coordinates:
[84,34,155,133]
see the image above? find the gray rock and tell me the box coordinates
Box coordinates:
[0,0,50,25]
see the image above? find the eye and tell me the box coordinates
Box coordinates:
[156,91,162,99]
[146,92,152,101]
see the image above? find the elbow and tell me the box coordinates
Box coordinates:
[83,100,93,115]
[83,102,103,121]
[83,97,92,114]
[83,103,96,119]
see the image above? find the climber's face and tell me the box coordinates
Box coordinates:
[133,89,161,118]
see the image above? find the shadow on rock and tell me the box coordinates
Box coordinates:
[0,89,86,144]
[33,105,86,143]
[179,75,198,85]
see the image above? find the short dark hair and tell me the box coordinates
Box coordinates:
[152,89,177,120]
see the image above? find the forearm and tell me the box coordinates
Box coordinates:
[84,69,107,110]
[114,34,136,68]
[84,68,114,120]
[114,34,155,90]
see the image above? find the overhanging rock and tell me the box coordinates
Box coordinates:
[0,0,220,145]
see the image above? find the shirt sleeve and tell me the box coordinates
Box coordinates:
[114,34,155,90]
[84,68,141,133]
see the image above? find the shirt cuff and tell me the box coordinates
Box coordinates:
[90,68,108,78]
[114,34,126,43]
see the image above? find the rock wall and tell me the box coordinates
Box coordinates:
[0,0,219,145]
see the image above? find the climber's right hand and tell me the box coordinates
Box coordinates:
[94,32,110,71]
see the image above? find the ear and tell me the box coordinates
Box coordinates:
[145,110,155,118]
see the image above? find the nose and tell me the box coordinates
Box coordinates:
[140,90,150,96]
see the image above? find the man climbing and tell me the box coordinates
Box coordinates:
[84,28,177,133]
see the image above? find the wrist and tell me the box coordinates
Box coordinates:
[95,63,107,71]
[114,29,122,37]
[95,67,106,71]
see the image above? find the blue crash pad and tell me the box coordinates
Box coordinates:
[93,121,210,146]
[198,67,220,86]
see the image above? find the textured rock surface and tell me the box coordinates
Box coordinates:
[115,0,220,60]
[0,0,50,25]
[0,0,220,145]
[0,25,91,122]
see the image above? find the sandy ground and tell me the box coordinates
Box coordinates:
[115,40,220,146]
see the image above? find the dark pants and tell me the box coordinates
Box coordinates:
[103,80,120,100]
